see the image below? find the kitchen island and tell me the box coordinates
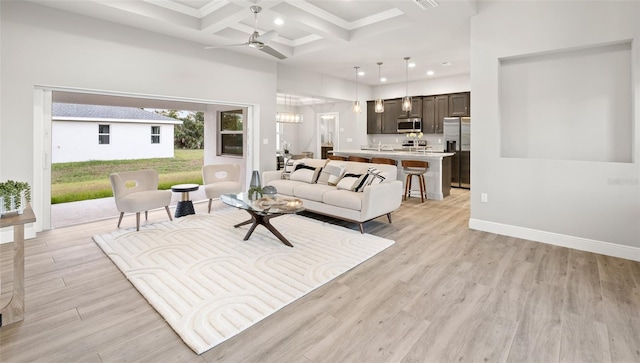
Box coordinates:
[331,149,454,200]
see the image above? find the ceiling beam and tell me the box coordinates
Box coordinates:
[270,2,350,43]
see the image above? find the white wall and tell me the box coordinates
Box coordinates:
[0,1,277,237]
[52,121,177,162]
[470,1,640,260]
[378,73,470,100]
[500,42,633,163]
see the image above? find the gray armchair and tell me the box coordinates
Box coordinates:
[202,164,242,213]
[109,169,173,231]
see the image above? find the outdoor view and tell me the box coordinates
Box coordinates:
[52,109,205,204]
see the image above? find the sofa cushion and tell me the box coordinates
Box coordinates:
[293,183,336,202]
[290,164,322,183]
[336,173,368,192]
[265,179,307,196]
[322,189,363,211]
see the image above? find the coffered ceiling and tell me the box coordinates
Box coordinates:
[28,0,476,86]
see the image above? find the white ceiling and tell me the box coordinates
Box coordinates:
[28,0,476,87]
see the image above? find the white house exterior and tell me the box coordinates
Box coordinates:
[52,103,183,163]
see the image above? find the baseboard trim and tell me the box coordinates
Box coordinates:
[1,226,37,244]
[469,218,640,262]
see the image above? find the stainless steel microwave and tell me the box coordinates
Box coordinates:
[397,118,422,133]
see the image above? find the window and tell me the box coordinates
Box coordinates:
[151,126,160,144]
[98,124,110,145]
[219,110,243,156]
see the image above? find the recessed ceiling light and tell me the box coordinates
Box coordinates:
[427,70,434,76]
[408,62,416,68]
[358,71,365,76]
[441,61,452,66]
[274,18,284,25]
[380,77,387,82]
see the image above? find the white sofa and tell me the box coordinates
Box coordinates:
[262,159,403,233]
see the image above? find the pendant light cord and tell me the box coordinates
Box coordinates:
[405,57,409,97]
[377,62,382,97]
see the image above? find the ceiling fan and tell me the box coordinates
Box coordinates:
[205,5,287,60]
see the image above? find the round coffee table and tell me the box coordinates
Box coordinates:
[171,184,200,218]
[221,193,304,247]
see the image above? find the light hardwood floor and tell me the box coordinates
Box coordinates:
[1,189,639,362]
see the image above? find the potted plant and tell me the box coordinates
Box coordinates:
[0,180,31,215]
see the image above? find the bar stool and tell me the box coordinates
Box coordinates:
[370,157,397,166]
[347,156,370,163]
[401,160,429,202]
[327,155,347,161]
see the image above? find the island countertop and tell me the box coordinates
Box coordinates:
[330,149,454,200]
[330,149,454,159]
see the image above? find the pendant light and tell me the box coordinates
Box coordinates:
[276,94,303,123]
[375,62,384,113]
[353,66,361,114]
[401,56,412,113]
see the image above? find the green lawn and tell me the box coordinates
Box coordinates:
[51,149,204,204]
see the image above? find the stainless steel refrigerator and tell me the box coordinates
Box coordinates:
[444,117,471,189]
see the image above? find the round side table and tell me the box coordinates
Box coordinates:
[171,184,200,218]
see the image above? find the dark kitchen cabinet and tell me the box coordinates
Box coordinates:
[366,101,382,134]
[382,99,399,134]
[434,95,449,134]
[423,95,449,134]
[366,99,397,134]
[422,96,436,134]
[368,92,470,134]
[398,97,422,118]
[449,92,470,117]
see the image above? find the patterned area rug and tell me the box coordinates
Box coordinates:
[93,207,394,354]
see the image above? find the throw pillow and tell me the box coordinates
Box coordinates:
[290,164,322,183]
[317,164,345,186]
[364,166,389,186]
[336,173,368,192]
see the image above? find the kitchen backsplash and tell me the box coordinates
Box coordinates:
[366,133,446,151]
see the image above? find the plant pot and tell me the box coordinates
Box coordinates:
[0,193,26,216]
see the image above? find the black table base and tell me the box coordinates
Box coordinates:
[175,201,195,218]
[234,210,293,247]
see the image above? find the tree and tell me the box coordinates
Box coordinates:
[156,110,204,149]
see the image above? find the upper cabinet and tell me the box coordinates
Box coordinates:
[367,92,470,134]
[398,97,423,119]
[366,99,398,134]
[422,96,435,134]
[423,95,447,134]
[449,92,470,117]
[382,99,399,134]
[434,95,449,134]
[366,101,382,134]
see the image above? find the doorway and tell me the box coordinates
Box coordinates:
[316,112,339,159]
[33,87,257,232]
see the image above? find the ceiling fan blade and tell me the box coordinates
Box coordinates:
[204,43,248,49]
[256,30,277,43]
[260,45,287,60]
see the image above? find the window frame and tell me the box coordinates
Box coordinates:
[218,109,244,157]
[98,124,110,145]
[151,125,160,144]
